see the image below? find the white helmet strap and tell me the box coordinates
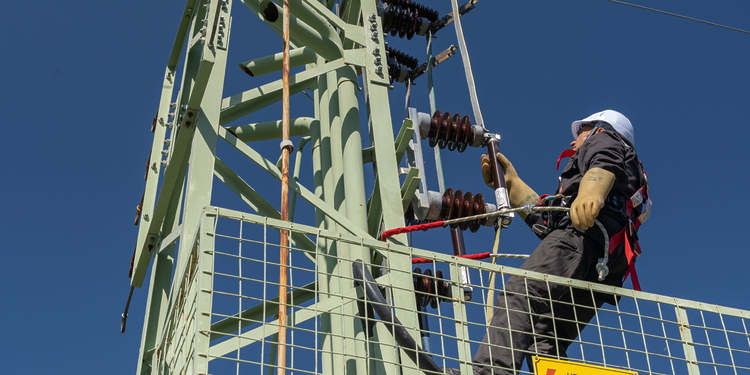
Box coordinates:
[584,121,608,143]
[584,121,633,150]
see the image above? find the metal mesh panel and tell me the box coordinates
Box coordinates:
[153,241,198,375]
[152,207,750,374]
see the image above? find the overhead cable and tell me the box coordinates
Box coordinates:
[606,0,750,35]
[450,0,485,129]
[426,32,447,193]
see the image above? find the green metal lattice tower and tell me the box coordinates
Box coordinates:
[131,0,436,373]
[129,1,750,374]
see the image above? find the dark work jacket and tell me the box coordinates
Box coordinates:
[559,130,643,211]
[524,130,645,287]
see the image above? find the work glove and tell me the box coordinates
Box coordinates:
[480,153,539,218]
[570,167,616,230]
[481,153,519,189]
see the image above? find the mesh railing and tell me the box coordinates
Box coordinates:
[155,207,750,375]
[152,242,198,375]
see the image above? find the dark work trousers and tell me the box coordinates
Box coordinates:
[523,287,603,371]
[472,227,628,375]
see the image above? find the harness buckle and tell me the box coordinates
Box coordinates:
[532,224,550,237]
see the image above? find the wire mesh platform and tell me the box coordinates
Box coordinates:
[145,207,750,375]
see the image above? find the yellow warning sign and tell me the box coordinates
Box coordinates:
[533,356,637,375]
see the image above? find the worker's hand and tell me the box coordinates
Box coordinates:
[481,152,539,218]
[570,168,616,230]
[481,153,519,189]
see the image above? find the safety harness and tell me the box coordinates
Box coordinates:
[554,148,652,291]
[608,165,651,291]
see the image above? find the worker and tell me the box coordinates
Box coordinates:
[447,109,649,375]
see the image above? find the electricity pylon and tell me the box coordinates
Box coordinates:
[129,1,455,374]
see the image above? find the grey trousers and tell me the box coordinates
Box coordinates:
[472,228,627,375]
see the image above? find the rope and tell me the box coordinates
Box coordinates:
[486,225,502,324]
[446,205,570,227]
[412,252,529,264]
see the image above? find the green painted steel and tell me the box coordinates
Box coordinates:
[238,46,317,77]
[217,126,371,239]
[131,0,453,371]
[226,118,316,143]
[130,1,750,374]
[195,211,217,375]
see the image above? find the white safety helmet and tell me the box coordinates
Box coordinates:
[571,109,634,145]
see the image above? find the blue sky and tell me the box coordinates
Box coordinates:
[2,1,749,374]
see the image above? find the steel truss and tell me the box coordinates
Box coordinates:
[129,1,750,374]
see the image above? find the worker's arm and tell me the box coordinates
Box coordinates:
[570,167,616,230]
[481,153,538,220]
[571,131,626,230]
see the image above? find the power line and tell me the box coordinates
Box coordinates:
[606,0,750,35]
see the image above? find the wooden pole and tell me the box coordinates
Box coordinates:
[277,0,292,374]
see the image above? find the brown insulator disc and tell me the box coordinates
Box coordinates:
[458,191,473,230]
[439,188,454,220]
[470,193,485,232]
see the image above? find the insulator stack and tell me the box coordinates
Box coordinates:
[386,46,418,69]
[382,0,439,22]
[380,0,437,39]
[427,110,483,152]
[405,190,497,227]
[385,46,419,83]
[413,268,452,308]
[438,188,486,232]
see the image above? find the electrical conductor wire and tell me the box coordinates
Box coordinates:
[606,0,750,35]
[450,0,485,129]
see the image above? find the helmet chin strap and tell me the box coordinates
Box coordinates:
[584,121,614,143]
[583,122,602,144]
